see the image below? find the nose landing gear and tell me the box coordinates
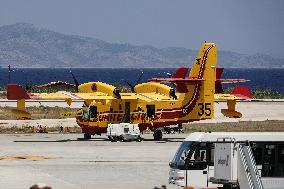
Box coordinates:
[153,129,163,141]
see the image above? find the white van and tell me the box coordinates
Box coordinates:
[107,123,142,142]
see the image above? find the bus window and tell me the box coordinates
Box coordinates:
[169,141,196,169]
[252,144,263,165]
[170,142,214,170]
[89,106,97,119]
[277,145,284,176]
[183,142,212,170]
[210,148,215,165]
[278,145,284,163]
[146,105,155,117]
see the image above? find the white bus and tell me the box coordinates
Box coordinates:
[169,132,284,189]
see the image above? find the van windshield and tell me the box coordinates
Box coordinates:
[170,141,196,169]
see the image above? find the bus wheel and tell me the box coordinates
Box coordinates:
[84,133,91,140]
[153,130,163,141]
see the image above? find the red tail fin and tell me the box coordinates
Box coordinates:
[231,86,252,99]
[171,67,188,78]
[172,67,189,92]
[7,84,31,100]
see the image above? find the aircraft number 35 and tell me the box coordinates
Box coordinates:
[198,103,212,116]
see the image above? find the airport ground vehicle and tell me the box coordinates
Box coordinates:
[169,132,284,189]
[106,123,142,142]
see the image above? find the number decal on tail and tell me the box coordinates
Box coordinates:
[198,103,212,116]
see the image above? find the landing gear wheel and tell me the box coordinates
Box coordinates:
[84,133,91,140]
[153,130,163,141]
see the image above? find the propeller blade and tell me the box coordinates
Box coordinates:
[70,70,79,92]
[125,81,135,92]
[135,71,144,85]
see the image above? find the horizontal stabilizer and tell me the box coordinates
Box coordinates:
[218,79,250,84]
[148,78,204,83]
[171,67,189,78]
[231,86,252,99]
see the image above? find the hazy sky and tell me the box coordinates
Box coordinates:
[0,0,283,57]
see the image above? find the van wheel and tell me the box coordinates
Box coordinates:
[84,133,91,140]
[153,130,163,141]
[136,136,142,142]
[108,136,117,142]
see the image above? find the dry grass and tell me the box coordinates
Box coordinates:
[0,106,79,120]
[0,125,82,134]
[183,120,284,132]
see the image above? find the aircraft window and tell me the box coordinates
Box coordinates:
[89,106,97,119]
[146,105,155,117]
[92,84,97,91]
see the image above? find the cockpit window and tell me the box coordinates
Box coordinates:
[82,107,89,120]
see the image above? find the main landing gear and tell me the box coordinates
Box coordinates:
[153,129,163,141]
[84,133,92,140]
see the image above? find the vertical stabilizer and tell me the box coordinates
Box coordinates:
[187,43,217,120]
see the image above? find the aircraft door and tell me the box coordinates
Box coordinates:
[124,102,131,123]
[146,105,155,118]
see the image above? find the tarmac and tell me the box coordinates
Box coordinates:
[0,100,283,188]
[0,133,185,189]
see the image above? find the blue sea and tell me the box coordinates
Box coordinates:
[0,68,283,92]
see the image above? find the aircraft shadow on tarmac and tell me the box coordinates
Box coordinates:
[13,138,109,143]
[13,137,184,143]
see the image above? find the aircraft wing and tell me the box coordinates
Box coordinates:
[7,84,117,100]
[7,84,153,102]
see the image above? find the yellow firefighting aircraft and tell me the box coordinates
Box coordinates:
[7,42,251,139]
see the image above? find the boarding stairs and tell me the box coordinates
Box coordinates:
[237,143,264,189]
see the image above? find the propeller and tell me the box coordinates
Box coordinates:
[126,71,144,92]
[70,70,80,92]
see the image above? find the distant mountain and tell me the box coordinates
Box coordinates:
[0,23,283,68]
